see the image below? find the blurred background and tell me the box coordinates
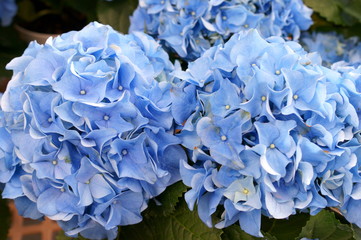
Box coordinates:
[0,0,137,91]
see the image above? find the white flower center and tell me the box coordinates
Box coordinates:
[80,90,86,95]
[221,135,227,141]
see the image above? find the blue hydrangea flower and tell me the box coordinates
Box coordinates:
[130,0,313,60]
[0,0,17,26]
[0,22,186,239]
[172,29,361,236]
[301,32,361,67]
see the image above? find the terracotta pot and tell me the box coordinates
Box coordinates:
[14,24,59,44]
[0,77,9,92]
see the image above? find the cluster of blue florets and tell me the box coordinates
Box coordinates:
[130,0,313,60]
[301,32,361,67]
[0,0,17,26]
[1,0,361,240]
[171,30,361,237]
[0,22,185,239]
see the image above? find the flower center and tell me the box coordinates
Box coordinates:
[269,143,276,149]
[80,90,86,95]
[47,117,53,123]
[103,115,110,121]
[60,188,65,192]
[222,16,227,20]
[118,85,123,91]
[221,135,227,141]
[243,24,249,28]
[293,94,299,100]
[122,149,128,155]
[275,70,281,75]
[52,160,57,165]
[261,96,267,101]
[225,105,230,110]
[243,188,249,195]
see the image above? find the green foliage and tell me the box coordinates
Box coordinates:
[119,200,223,240]
[55,198,361,240]
[261,214,309,240]
[336,0,361,23]
[298,210,354,240]
[222,225,261,240]
[146,181,188,217]
[351,224,361,240]
[304,0,361,26]
[96,0,138,33]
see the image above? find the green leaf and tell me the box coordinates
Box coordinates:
[261,214,309,240]
[222,225,261,240]
[297,210,354,240]
[351,224,361,240]
[304,0,360,26]
[262,232,278,240]
[17,0,38,22]
[96,0,138,34]
[147,181,188,217]
[334,0,361,22]
[119,200,223,240]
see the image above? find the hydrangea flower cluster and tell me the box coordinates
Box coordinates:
[129,0,313,60]
[170,29,361,237]
[301,32,361,67]
[0,22,186,239]
[0,0,17,26]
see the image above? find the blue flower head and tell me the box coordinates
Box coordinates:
[0,0,17,26]
[301,32,361,67]
[173,29,361,236]
[0,22,186,239]
[130,0,313,60]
